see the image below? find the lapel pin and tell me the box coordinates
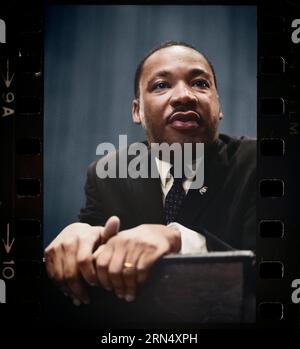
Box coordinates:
[199,186,208,195]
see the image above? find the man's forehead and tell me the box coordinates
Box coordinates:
[142,46,211,78]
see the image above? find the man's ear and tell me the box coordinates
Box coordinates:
[132,99,141,124]
[219,108,224,120]
[217,97,223,120]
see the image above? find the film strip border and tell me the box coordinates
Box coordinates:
[257,1,300,327]
[0,0,43,325]
[0,0,299,329]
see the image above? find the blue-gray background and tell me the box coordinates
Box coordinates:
[44,5,257,245]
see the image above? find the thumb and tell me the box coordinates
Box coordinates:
[101,216,120,243]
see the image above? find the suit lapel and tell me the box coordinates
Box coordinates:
[178,140,230,226]
[128,176,165,224]
[126,147,165,225]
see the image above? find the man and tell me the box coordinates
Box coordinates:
[45,41,256,307]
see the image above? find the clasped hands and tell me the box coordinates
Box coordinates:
[44,217,181,305]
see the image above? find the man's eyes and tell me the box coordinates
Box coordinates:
[152,79,210,91]
[192,79,210,88]
[153,81,169,90]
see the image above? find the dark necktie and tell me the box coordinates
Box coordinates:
[164,168,186,224]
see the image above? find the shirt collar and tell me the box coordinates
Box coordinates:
[155,156,204,187]
[155,157,172,188]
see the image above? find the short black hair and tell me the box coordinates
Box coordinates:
[134,41,217,98]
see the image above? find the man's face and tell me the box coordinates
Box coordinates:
[132,46,222,145]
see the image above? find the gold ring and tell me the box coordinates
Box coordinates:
[123,262,134,268]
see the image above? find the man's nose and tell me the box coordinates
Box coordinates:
[170,83,197,107]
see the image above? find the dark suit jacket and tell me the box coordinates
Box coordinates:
[78,134,256,251]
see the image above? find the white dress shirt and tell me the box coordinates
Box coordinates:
[155,157,207,254]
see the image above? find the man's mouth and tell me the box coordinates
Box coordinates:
[167,111,202,130]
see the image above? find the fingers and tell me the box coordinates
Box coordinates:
[136,251,157,284]
[44,222,107,306]
[121,245,144,301]
[92,216,120,290]
[93,240,128,300]
[77,227,104,286]
[62,239,91,305]
[92,224,171,303]
[45,244,73,297]
[77,217,120,285]
[45,239,90,305]
[94,242,128,299]
[106,242,126,299]
[45,244,64,284]
[93,244,114,291]
[101,216,120,243]
[93,239,156,302]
